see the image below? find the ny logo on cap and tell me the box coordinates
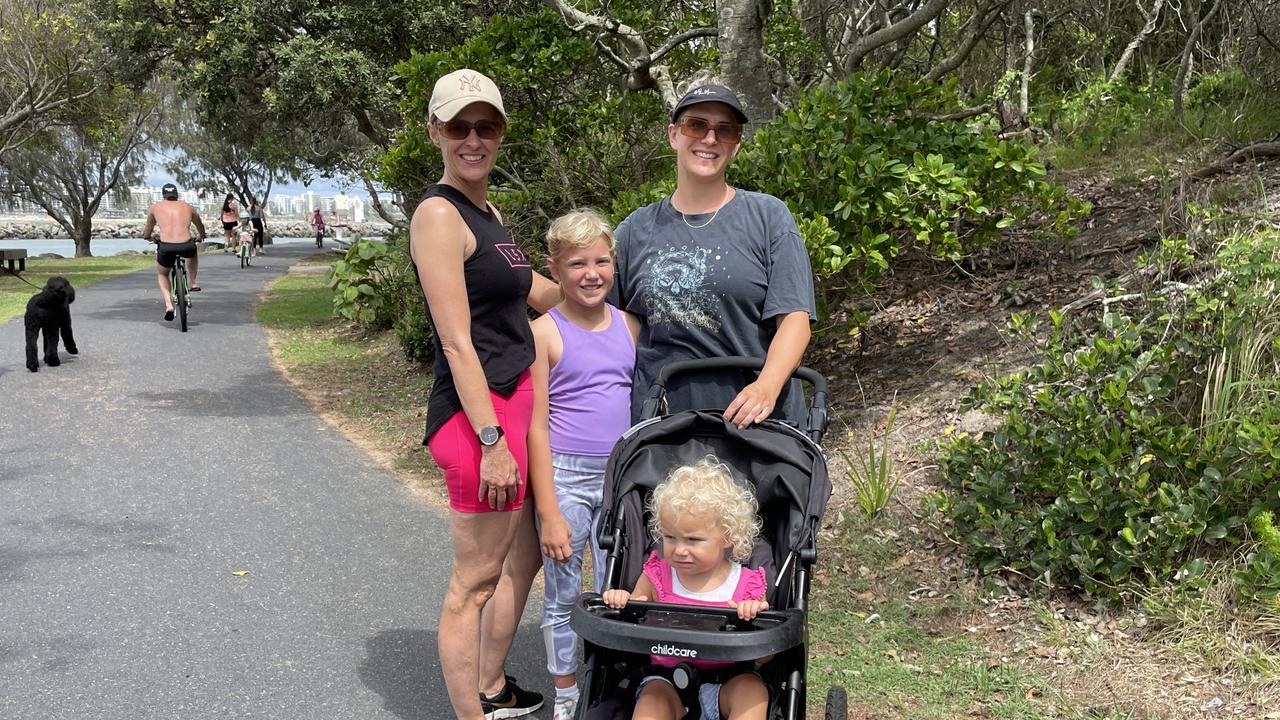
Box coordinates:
[459,74,483,93]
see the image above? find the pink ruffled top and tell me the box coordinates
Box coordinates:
[642,551,767,669]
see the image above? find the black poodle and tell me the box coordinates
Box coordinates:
[25,276,78,372]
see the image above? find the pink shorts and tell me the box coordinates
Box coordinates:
[426,370,533,513]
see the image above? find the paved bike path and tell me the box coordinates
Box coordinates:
[0,245,550,719]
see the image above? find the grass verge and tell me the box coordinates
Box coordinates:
[807,511,1089,720]
[0,254,154,322]
[256,265,446,503]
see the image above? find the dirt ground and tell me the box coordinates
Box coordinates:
[808,158,1280,718]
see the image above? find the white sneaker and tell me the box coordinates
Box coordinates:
[552,695,577,720]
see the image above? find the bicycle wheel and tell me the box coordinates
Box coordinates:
[176,264,189,332]
[240,248,247,268]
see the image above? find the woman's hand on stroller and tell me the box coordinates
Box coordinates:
[602,589,648,608]
[723,379,780,429]
[538,511,573,561]
[728,597,769,621]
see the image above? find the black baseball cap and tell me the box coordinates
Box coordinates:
[161,183,179,199]
[671,84,749,124]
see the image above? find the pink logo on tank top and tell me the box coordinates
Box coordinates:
[495,243,530,268]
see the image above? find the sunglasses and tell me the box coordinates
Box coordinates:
[676,116,743,143]
[434,118,506,141]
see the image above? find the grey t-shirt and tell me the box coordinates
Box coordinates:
[611,189,817,424]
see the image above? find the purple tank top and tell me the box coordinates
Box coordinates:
[548,305,635,456]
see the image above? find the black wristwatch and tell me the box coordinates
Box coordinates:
[478,425,504,446]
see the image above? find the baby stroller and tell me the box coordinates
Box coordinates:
[570,357,847,719]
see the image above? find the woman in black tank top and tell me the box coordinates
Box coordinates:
[408,69,560,720]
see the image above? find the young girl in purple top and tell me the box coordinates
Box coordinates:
[528,209,639,720]
[602,457,770,720]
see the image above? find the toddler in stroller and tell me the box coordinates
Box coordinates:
[571,357,846,720]
[601,457,772,719]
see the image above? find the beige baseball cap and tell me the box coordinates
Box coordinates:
[429,69,507,122]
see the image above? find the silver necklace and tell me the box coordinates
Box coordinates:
[681,205,720,229]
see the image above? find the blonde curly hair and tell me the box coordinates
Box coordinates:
[546,208,614,258]
[647,456,761,562]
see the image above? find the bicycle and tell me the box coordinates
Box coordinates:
[171,253,193,332]
[239,238,252,268]
[150,237,196,332]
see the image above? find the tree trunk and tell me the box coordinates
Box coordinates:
[73,220,93,258]
[925,2,1003,82]
[1019,9,1038,117]
[1108,0,1166,83]
[717,0,774,132]
[1173,0,1223,124]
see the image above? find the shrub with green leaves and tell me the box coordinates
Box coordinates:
[327,233,434,362]
[729,72,1088,299]
[936,231,1280,599]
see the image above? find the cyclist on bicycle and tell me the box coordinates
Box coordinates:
[143,183,207,321]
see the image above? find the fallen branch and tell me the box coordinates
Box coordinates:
[928,104,991,122]
[1060,264,1161,313]
[1189,141,1280,179]
[1063,266,1215,314]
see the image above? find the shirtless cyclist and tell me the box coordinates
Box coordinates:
[142,183,207,321]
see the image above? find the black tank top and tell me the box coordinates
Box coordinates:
[414,184,534,443]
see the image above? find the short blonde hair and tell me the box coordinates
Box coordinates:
[648,456,761,562]
[546,208,614,258]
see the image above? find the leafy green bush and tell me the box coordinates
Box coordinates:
[936,232,1280,599]
[327,233,434,362]
[384,10,668,233]
[730,72,1088,296]
[329,237,397,326]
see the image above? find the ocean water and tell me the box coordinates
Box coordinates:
[0,235,360,258]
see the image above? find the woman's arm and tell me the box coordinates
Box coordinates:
[528,316,571,560]
[410,197,520,509]
[528,271,560,314]
[722,310,811,429]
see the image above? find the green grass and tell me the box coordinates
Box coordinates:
[254,273,368,368]
[0,255,155,322]
[255,273,338,329]
[256,266,442,498]
[807,516,1077,719]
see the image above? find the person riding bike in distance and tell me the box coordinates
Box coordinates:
[143,183,207,321]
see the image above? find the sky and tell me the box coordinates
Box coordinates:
[143,150,355,196]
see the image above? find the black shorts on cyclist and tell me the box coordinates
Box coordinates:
[156,241,197,268]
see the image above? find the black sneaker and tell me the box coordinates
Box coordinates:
[480,675,543,719]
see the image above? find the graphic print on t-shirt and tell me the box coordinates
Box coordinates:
[641,246,720,331]
[494,243,530,268]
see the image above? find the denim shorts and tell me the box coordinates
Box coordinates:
[636,676,721,720]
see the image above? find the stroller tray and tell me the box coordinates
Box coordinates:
[571,594,805,663]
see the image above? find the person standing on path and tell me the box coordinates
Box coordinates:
[249,199,266,253]
[610,84,816,428]
[220,193,239,247]
[142,182,206,321]
[409,68,560,720]
[527,209,638,720]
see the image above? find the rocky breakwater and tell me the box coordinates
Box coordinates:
[0,220,395,241]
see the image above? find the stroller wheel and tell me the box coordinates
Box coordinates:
[824,685,847,720]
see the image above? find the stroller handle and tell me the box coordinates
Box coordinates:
[570,594,807,661]
[640,356,829,443]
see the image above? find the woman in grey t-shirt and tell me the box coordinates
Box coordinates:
[611,84,816,427]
